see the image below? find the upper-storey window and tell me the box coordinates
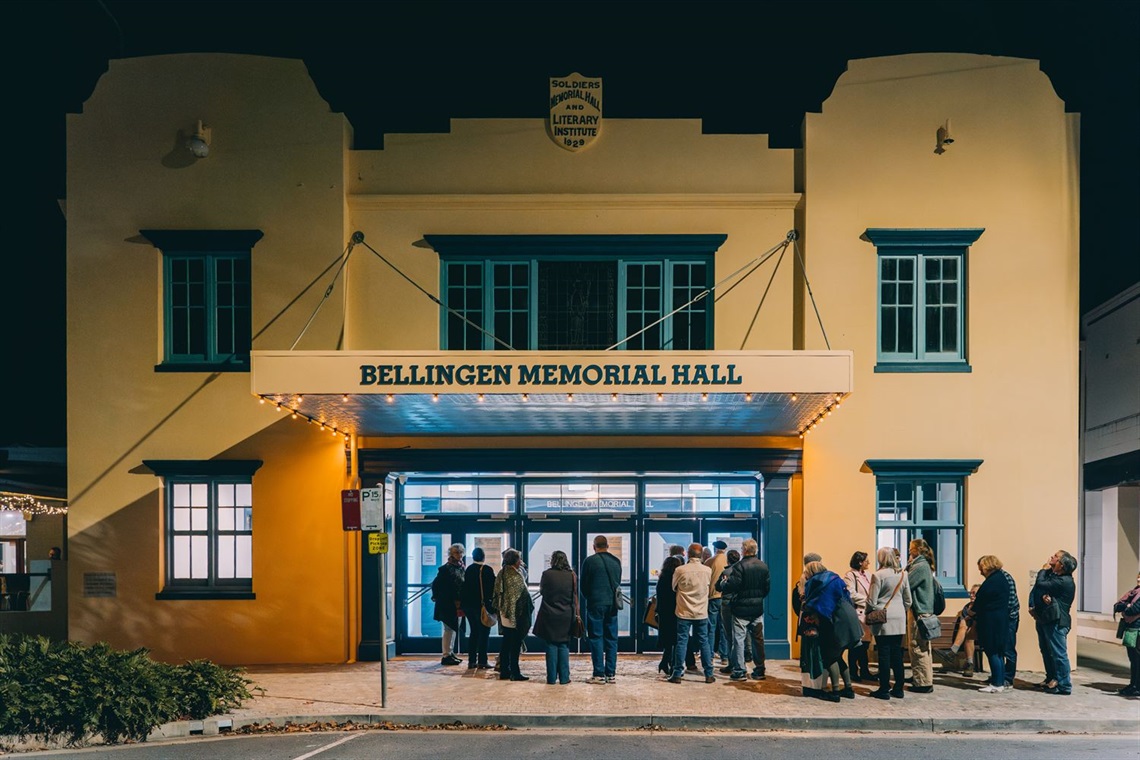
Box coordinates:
[864,229,984,373]
[141,230,263,372]
[426,235,726,351]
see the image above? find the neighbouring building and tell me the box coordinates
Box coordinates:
[63,52,1079,669]
[1078,282,1140,639]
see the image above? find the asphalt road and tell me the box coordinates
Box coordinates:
[12,730,1140,759]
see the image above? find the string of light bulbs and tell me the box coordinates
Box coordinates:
[258,395,350,441]
[799,393,846,438]
[0,492,68,515]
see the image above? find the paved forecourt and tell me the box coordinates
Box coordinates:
[151,654,1140,740]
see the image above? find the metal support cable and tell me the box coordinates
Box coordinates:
[290,235,359,350]
[606,232,795,352]
[792,234,831,350]
[359,237,516,351]
[252,251,347,343]
[739,244,787,349]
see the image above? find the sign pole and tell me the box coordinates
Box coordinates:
[379,538,387,708]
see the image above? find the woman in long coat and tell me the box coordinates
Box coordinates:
[533,550,577,685]
[492,548,531,681]
[866,546,913,699]
[973,555,1014,693]
[460,547,497,670]
[655,555,683,675]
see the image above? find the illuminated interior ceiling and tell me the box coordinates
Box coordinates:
[257,391,843,438]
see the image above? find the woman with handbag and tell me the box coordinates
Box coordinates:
[460,546,497,671]
[866,546,912,699]
[655,555,683,676]
[533,550,577,685]
[843,551,874,682]
[1113,571,1140,697]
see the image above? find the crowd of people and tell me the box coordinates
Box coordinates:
[428,537,1139,699]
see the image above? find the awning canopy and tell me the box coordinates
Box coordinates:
[250,350,853,438]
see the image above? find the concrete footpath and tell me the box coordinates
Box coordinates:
[150,637,1139,740]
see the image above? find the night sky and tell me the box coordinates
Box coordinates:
[3,1,1137,446]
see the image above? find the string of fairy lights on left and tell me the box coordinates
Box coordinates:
[258,395,351,441]
[0,492,68,515]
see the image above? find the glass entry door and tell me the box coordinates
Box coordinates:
[397,520,514,654]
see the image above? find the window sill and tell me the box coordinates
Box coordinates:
[874,362,971,374]
[156,590,255,601]
[155,362,250,373]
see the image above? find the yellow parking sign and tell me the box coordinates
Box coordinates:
[368,532,389,555]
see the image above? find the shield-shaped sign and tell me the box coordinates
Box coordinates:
[549,73,602,152]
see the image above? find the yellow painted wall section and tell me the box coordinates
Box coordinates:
[802,54,1080,669]
[346,120,799,352]
[66,54,355,663]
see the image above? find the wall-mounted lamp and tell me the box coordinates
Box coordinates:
[186,120,212,158]
[935,119,954,155]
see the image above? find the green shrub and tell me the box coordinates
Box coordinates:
[0,634,252,746]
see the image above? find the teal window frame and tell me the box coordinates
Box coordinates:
[865,229,983,373]
[141,229,263,372]
[865,459,983,597]
[427,235,726,351]
[146,460,262,600]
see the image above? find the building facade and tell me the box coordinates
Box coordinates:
[64,53,1079,668]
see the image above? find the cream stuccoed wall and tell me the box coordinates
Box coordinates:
[66,54,356,663]
[345,120,800,352]
[802,54,1080,670]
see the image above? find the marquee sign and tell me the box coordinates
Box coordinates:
[549,72,602,151]
[251,350,854,396]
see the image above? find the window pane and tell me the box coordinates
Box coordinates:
[239,508,252,531]
[898,307,914,353]
[236,483,252,506]
[218,507,235,531]
[190,483,208,507]
[236,536,252,577]
[882,307,897,353]
[537,261,616,350]
[173,536,191,578]
[173,508,190,531]
[173,483,191,507]
[218,535,235,578]
[191,536,209,578]
[217,484,235,507]
[191,508,208,531]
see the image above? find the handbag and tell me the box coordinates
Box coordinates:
[865,571,905,626]
[916,613,942,641]
[604,554,624,611]
[478,565,498,629]
[571,571,585,638]
[644,595,659,629]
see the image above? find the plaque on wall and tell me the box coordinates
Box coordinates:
[83,572,117,598]
[549,73,602,151]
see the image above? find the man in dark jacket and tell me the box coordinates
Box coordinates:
[580,534,622,684]
[719,538,771,680]
[1030,549,1077,695]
